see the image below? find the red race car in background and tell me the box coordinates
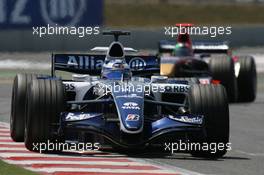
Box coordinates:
[158,23,257,102]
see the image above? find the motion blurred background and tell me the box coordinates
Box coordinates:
[0,0,263,87]
[0,0,264,51]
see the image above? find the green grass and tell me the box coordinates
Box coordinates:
[0,160,38,175]
[104,4,264,27]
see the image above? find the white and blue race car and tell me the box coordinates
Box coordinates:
[10,31,229,158]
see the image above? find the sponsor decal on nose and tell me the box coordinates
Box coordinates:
[122,102,140,110]
[126,114,140,121]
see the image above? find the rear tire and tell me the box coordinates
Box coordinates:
[10,74,37,142]
[24,79,65,152]
[209,56,237,102]
[189,84,229,158]
[237,56,257,102]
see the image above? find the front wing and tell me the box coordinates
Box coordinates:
[59,112,204,148]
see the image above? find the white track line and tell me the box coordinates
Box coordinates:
[25,167,177,174]
[0,142,24,145]
[0,122,9,128]
[0,153,42,158]
[0,147,27,151]
[236,150,264,157]
[0,152,128,158]
[0,121,203,175]
[5,160,148,166]
[129,157,205,175]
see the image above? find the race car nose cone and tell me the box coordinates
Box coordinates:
[112,88,145,134]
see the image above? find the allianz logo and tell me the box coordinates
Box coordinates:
[40,0,86,26]
[129,57,147,70]
[66,56,147,70]
[67,56,104,70]
[122,102,140,110]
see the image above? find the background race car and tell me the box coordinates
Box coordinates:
[158,24,257,103]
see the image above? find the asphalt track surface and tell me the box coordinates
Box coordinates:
[0,51,263,175]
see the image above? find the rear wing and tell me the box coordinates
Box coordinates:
[51,53,160,76]
[158,40,176,53]
[193,42,230,54]
[91,47,138,53]
[158,40,230,54]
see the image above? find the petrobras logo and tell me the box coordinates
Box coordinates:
[126,114,140,121]
[129,57,146,70]
[122,102,140,110]
[67,56,104,70]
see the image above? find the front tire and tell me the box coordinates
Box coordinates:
[10,74,37,142]
[24,79,65,152]
[189,84,230,158]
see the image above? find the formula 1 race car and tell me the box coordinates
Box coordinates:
[159,24,257,103]
[10,31,229,158]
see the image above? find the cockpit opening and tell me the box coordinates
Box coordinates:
[108,43,124,57]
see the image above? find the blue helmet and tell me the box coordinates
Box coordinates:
[101,42,132,80]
